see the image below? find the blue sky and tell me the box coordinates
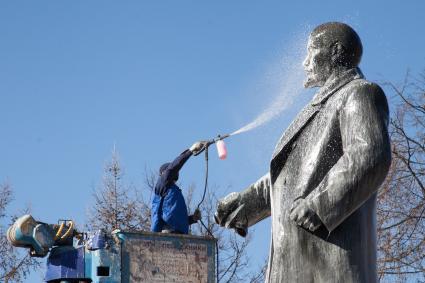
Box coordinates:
[1,1,425,282]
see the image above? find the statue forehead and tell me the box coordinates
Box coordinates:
[308,31,333,49]
[307,32,328,50]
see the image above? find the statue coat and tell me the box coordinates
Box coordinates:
[237,68,391,283]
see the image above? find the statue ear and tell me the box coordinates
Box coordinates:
[331,42,348,66]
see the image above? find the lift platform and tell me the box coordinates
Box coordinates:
[8,215,216,283]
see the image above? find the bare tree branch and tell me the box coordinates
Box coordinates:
[0,182,40,282]
[86,149,151,232]
[377,70,425,282]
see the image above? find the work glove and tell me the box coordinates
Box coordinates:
[190,141,208,154]
[192,208,202,222]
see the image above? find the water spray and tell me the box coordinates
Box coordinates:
[194,28,307,231]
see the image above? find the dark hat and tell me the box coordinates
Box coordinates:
[159,163,170,175]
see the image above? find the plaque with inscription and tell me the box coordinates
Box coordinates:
[120,232,216,283]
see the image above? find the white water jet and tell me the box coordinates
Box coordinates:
[231,31,308,136]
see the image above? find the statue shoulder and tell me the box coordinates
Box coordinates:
[347,78,385,96]
[342,79,389,121]
[343,79,387,105]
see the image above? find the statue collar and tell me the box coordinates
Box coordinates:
[311,67,364,106]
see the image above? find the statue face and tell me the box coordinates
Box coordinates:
[303,35,332,88]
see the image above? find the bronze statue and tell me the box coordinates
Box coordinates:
[215,22,391,283]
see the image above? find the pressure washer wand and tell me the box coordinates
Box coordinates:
[193,133,231,157]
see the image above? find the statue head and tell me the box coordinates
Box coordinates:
[303,22,363,88]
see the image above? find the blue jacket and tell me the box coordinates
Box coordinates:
[151,149,195,234]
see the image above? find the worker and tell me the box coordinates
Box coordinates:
[151,141,207,234]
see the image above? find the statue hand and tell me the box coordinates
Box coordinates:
[215,192,248,237]
[214,192,241,227]
[289,198,322,232]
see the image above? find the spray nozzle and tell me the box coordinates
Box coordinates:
[214,134,230,142]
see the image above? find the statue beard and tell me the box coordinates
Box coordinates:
[303,63,332,89]
[304,71,325,88]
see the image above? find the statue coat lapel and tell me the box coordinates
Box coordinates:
[270,68,364,181]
